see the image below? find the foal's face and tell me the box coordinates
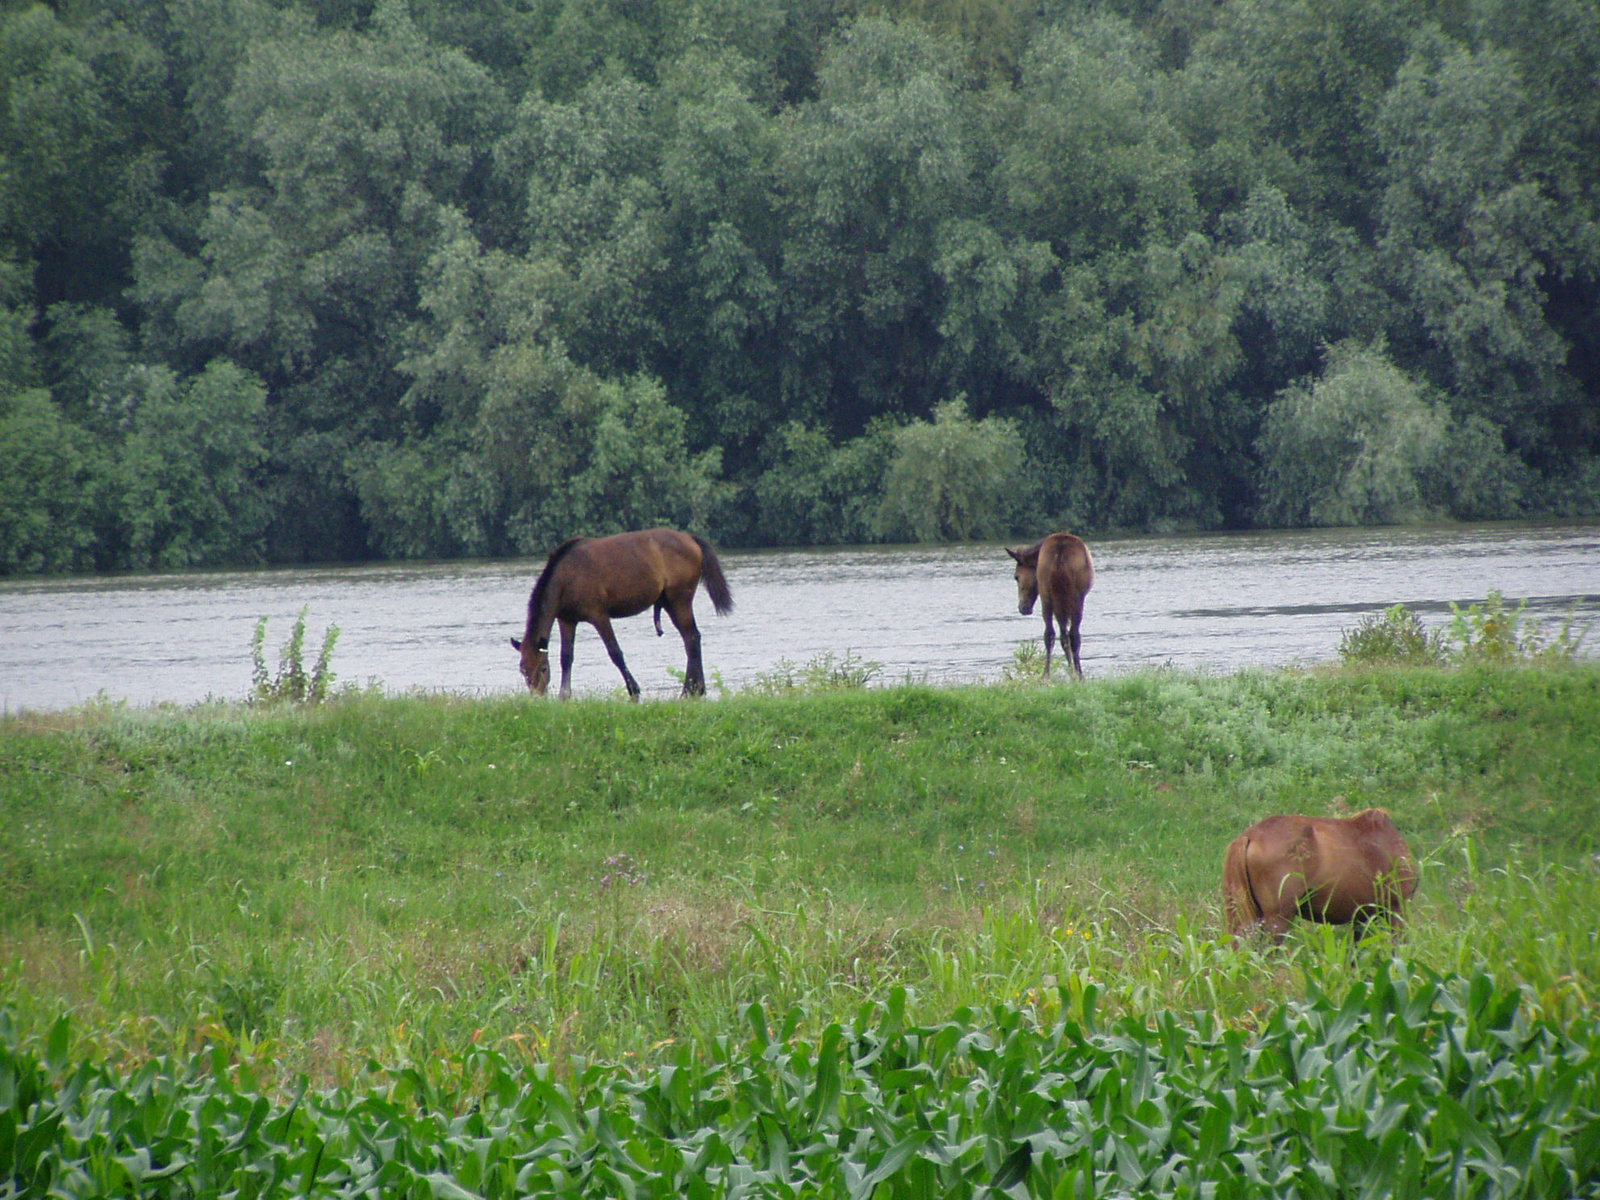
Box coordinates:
[1013,563,1039,615]
[512,637,551,694]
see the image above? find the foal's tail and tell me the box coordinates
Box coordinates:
[694,536,735,616]
[1222,834,1260,937]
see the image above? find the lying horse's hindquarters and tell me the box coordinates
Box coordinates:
[512,528,734,699]
[1223,808,1418,941]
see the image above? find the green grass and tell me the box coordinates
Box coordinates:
[3,662,1598,1085]
[6,663,1600,1195]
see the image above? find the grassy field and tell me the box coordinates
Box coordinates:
[3,659,1598,1084]
[5,656,1600,1196]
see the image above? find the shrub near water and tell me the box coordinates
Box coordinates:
[1338,605,1449,666]
[1338,592,1587,667]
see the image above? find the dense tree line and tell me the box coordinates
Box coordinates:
[1,0,1596,574]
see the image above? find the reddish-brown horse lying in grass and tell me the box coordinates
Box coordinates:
[511,528,734,699]
[1007,533,1095,678]
[1223,808,1418,942]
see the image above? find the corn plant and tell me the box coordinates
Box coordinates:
[7,964,1598,1199]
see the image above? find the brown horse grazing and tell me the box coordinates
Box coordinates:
[510,528,734,700]
[1007,533,1095,678]
[1223,808,1419,942]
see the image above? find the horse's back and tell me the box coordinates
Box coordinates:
[553,528,719,618]
[1039,533,1095,602]
[1235,809,1416,925]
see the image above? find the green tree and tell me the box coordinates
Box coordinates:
[753,421,896,545]
[1376,37,1589,474]
[131,0,506,559]
[39,303,133,435]
[876,397,1025,540]
[0,4,170,310]
[1256,340,1447,526]
[541,373,731,541]
[1192,0,1415,231]
[652,50,782,460]
[776,18,978,431]
[999,20,1195,260]
[997,21,1236,529]
[496,73,666,377]
[109,360,271,568]
[0,389,99,574]
[0,256,37,394]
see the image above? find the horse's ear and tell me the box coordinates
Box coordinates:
[1005,547,1023,563]
[510,637,522,651]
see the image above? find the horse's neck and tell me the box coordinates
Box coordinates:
[525,583,560,648]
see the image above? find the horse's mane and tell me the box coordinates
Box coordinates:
[526,537,586,634]
[1016,537,1046,565]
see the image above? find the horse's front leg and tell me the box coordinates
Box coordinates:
[1041,612,1057,679]
[591,616,641,700]
[557,619,578,699]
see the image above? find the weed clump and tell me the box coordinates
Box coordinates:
[1448,589,1587,665]
[249,606,340,705]
[1338,604,1448,666]
[1339,590,1587,668]
[746,649,882,694]
[1002,638,1047,681]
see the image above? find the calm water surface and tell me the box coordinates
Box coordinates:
[2,523,1597,713]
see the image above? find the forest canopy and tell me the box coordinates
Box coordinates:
[2,0,1596,573]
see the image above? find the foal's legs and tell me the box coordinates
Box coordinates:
[1065,599,1085,677]
[1040,605,1057,679]
[589,615,641,700]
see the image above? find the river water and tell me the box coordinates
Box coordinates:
[2,522,1597,713]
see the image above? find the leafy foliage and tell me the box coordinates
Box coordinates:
[1447,590,1588,666]
[249,607,340,705]
[746,648,885,693]
[1257,340,1447,526]
[1338,592,1589,667]
[1338,604,1448,667]
[0,389,99,574]
[2,0,1599,574]
[5,965,1599,1198]
[876,398,1025,541]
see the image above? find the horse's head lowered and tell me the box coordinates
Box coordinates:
[1006,546,1040,615]
[510,636,551,694]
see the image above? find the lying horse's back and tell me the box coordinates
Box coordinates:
[1224,808,1417,941]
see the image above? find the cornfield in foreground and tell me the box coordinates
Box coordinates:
[6,964,1597,1199]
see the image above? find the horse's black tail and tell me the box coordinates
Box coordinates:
[694,536,734,615]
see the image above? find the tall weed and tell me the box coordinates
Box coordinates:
[249,606,340,704]
[1448,589,1587,664]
